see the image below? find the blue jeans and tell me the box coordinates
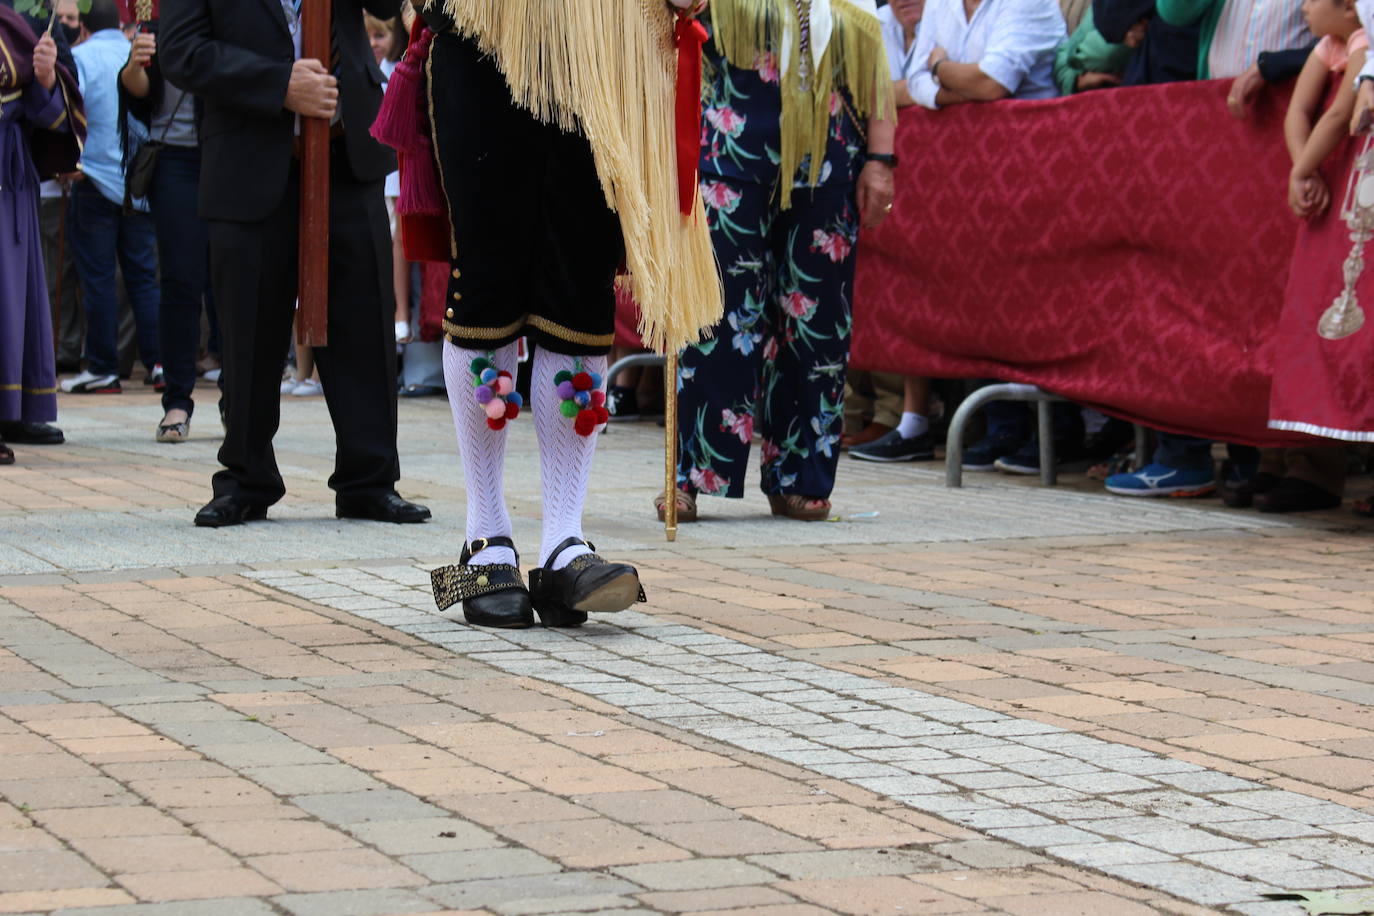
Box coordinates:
[70,183,160,377]
[148,146,210,416]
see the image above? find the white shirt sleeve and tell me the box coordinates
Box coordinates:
[904,13,942,109]
[979,0,1066,94]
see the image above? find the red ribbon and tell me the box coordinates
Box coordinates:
[673,12,709,217]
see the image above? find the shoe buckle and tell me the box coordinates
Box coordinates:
[470,537,490,554]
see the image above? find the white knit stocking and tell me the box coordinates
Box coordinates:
[533,350,607,570]
[443,341,519,567]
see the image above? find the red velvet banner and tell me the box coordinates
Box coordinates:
[852,79,1324,447]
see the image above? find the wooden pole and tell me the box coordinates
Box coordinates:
[297,0,331,347]
[663,354,678,542]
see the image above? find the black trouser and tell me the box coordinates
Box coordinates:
[148,145,210,417]
[208,149,398,505]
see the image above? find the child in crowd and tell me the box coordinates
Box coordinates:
[1054,9,1145,94]
[1285,0,1367,217]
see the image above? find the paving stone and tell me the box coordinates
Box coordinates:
[1101,862,1275,905]
[51,900,278,916]
[271,888,443,916]
[400,848,563,882]
[610,859,777,891]
[988,824,1108,848]
[1046,841,1176,868]
[421,873,644,910]
[931,840,1050,869]
[291,790,449,825]
[747,845,950,878]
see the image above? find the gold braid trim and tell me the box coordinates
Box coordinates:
[440,0,723,355]
[711,0,893,195]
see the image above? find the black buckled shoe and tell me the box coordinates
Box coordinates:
[528,537,646,628]
[430,537,533,629]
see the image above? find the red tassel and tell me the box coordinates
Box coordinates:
[673,13,709,216]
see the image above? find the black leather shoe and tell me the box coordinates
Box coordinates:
[336,492,431,523]
[0,421,64,445]
[528,537,646,628]
[1255,477,1342,513]
[431,537,533,629]
[194,495,270,528]
[1220,471,1280,508]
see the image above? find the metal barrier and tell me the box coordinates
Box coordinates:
[945,383,1151,488]
[606,353,666,383]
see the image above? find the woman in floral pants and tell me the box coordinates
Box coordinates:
[669,0,896,521]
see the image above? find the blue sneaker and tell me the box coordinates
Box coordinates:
[1104,463,1216,498]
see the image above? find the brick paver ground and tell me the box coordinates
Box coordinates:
[2,386,1373,915]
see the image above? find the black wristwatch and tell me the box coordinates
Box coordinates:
[867,153,899,169]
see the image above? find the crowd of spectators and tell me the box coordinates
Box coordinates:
[2,0,1368,522]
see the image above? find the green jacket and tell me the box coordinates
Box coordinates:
[1156,0,1223,78]
[1053,8,1134,94]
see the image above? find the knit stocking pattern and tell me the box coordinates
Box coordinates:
[533,350,608,570]
[442,341,519,567]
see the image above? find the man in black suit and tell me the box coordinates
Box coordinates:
[160,0,429,527]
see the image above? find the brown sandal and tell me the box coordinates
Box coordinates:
[654,490,698,523]
[768,493,831,522]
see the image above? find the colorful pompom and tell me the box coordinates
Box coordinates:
[554,369,573,384]
[470,350,522,429]
[560,400,580,418]
[590,390,606,408]
[574,413,596,436]
[589,372,603,390]
[594,406,610,425]
[556,380,576,400]
[575,391,591,408]
[572,371,594,391]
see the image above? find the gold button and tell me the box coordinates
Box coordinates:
[445,308,454,319]
[476,574,489,587]
[445,334,454,343]
[452,292,462,301]
[452,269,461,279]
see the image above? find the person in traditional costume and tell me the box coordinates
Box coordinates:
[0,3,84,466]
[402,0,722,629]
[663,0,896,523]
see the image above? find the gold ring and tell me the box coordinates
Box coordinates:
[884,203,894,212]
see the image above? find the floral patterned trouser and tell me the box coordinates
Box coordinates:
[677,177,860,500]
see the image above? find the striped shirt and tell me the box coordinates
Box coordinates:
[1207,0,1311,79]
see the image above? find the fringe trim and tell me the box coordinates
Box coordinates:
[711,0,893,194]
[440,0,723,355]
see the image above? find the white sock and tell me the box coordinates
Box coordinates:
[442,341,518,567]
[533,350,606,570]
[898,412,929,439]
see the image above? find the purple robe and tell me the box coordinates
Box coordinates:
[0,7,83,424]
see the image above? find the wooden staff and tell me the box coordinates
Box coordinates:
[663,353,678,542]
[297,0,330,346]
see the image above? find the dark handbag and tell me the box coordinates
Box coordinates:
[126,140,161,200]
[126,88,188,203]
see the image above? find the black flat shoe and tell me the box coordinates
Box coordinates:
[336,492,432,523]
[0,421,64,445]
[1220,471,1280,509]
[1255,477,1342,513]
[431,537,533,629]
[195,495,270,528]
[528,537,646,628]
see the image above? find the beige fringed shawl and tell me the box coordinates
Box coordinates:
[710,0,893,195]
[439,0,722,355]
